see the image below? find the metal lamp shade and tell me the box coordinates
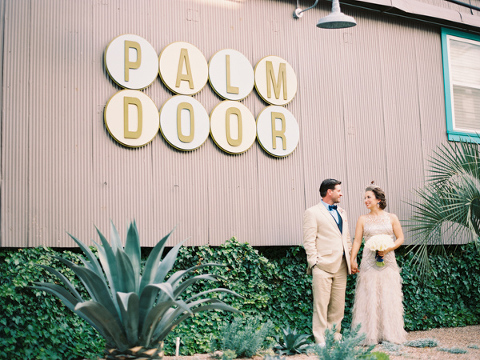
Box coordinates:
[317,0,356,29]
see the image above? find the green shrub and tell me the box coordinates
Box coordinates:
[404,338,438,348]
[311,324,375,360]
[1,239,480,359]
[210,316,273,358]
[263,355,286,360]
[272,325,311,355]
[378,341,403,356]
[0,247,104,360]
[371,352,390,360]
[437,347,468,354]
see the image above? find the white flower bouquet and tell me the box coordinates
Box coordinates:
[364,234,394,267]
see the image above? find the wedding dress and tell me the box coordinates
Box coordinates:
[351,212,407,344]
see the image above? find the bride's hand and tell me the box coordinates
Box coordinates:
[351,259,359,274]
[377,248,391,257]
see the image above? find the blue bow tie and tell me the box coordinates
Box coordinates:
[328,205,337,211]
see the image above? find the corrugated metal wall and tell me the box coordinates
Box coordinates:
[0,0,471,247]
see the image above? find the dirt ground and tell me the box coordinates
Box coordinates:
[164,325,480,360]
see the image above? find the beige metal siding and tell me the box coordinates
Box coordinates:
[1,0,476,247]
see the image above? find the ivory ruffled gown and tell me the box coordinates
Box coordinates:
[351,212,407,344]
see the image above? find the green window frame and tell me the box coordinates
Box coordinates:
[441,28,480,142]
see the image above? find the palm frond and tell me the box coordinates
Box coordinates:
[406,140,480,279]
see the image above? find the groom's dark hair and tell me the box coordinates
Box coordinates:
[319,179,341,197]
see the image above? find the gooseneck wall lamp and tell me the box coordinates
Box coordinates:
[293,0,357,29]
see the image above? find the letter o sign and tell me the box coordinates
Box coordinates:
[159,95,210,151]
[210,100,256,154]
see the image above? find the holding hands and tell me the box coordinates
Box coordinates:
[351,258,359,274]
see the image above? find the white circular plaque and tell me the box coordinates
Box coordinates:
[209,49,254,101]
[210,101,256,154]
[104,34,159,90]
[254,56,297,106]
[104,90,160,148]
[159,95,210,151]
[159,42,208,95]
[256,106,299,157]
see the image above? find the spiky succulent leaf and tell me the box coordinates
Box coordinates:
[184,288,242,303]
[95,226,120,298]
[139,230,172,293]
[30,222,241,355]
[115,248,136,293]
[140,299,191,346]
[172,274,222,297]
[153,240,186,284]
[274,326,311,355]
[124,222,141,292]
[117,292,140,346]
[32,282,81,311]
[166,263,226,289]
[54,256,121,325]
[109,220,123,255]
[36,264,84,301]
[32,284,112,338]
[152,300,241,343]
[67,232,105,282]
[75,301,128,351]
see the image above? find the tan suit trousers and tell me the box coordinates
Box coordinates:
[311,256,348,344]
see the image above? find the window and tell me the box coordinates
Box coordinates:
[441,28,480,142]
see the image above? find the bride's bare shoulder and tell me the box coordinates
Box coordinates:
[357,214,367,223]
[389,213,400,222]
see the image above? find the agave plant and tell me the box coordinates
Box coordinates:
[31,221,241,359]
[272,325,310,355]
[407,140,480,278]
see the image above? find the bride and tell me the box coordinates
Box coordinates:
[350,184,407,344]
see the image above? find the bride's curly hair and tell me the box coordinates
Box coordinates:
[365,183,387,210]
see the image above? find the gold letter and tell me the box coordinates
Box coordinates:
[176,48,194,89]
[124,97,143,139]
[271,112,286,150]
[226,55,239,94]
[124,40,141,82]
[226,107,242,147]
[266,61,287,100]
[177,102,195,143]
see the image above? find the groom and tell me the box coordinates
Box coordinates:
[303,179,352,345]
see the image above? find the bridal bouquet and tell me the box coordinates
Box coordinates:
[364,234,394,267]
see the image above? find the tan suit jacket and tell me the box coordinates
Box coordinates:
[303,202,352,275]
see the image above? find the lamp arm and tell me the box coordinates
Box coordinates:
[294,0,320,18]
[299,0,320,14]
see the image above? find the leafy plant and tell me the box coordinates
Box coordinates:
[311,324,375,360]
[406,140,480,278]
[2,241,480,358]
[468,344,479,349]
[371,352,390,360]
[0,247,105,360]
[272,325,311,355]
[404,338,438,348]
[210,316,273,358]
[211,349,237,360]
[29,221,241,359]
[264,355,286,360]
[378,341,403,356]
[438,347,467,354]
